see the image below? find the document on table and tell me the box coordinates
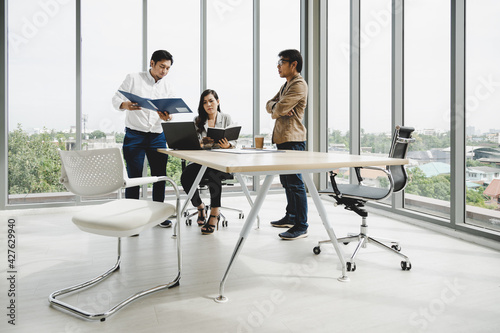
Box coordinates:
[210,148,285,154]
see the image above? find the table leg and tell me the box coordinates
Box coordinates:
[215,174,275,303]
[235,173,260,229]
[172,165,207,238]
[301,173,350,282]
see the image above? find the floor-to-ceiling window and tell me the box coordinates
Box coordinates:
[148,0,200,116]
[81,0,142,147]
[259,0,301,148]
[148,0,200,184]
[358,0,392,199]
[326,0,350,183]
[206,0,253,138]
[7,0,76,204]
[360,0,392,154]
[403,0,451,219]
[465,0,500,232]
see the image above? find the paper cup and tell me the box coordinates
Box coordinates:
[254,136,264,149]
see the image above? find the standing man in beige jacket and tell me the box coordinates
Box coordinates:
[266,49,309,240]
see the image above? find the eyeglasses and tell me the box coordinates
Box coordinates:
[277,59,290,66]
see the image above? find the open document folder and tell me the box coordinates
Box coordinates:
[119,90,193,114]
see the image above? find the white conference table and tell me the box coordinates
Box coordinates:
[159,148,408,302]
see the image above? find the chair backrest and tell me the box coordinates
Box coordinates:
[59,148,126,197]
[387,126,415,193]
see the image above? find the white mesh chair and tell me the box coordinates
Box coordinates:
[49,148,181,321]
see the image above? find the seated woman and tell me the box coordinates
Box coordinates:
[180,89,237,235]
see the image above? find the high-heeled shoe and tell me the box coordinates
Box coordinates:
[197,207,206,226]
[201,214,220,235]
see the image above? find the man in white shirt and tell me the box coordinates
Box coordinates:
[112,50,175,228]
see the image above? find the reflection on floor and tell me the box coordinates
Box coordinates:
[1,193,500,333]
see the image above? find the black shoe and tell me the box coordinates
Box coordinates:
[279,226,308,240]
[159,219,172,228]
[201,215,220,235]
[270,216,294,228]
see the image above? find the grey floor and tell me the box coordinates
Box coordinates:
[1,193,500,333]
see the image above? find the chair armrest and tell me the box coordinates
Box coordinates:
[354,167,363,183]
[123,176,181,201]
[357,166,394,192]
[124,175,181,219]
[328,171,342,196]
[124,176,166,188]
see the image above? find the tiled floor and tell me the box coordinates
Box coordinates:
[1,193,500,333]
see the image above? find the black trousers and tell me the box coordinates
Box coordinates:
[180,163,224,208]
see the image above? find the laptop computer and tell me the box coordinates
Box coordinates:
[162,121,202,150]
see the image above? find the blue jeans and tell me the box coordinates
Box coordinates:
[276,141,308,230]
[122,128,168,202]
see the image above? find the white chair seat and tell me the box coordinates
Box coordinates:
[72,199,175,237]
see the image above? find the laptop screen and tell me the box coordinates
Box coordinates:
[161,122,202,150]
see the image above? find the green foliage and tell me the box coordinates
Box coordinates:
[328,129,349,149]
[166,156,182,185]
[328,130,451,153]
[115,132,125,143]
[406,167,450,201]
[8,124,66,194]
[466,159,489,167]
[8,125,183,196]
[406,166,492,208]
[88,130,106,139]
[378,176,390,188]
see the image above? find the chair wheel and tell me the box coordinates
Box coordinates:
[313,246,321,255]
[346,262,356,272]
[391,244,401,251]
[239,213,244,219]
[186,219,192,226]
[183,211,189,217]
[401,261,412,271]
[222,220,228,227]
[343,242,349,245]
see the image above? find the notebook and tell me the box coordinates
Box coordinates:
[162,121,202,150]
[207,125,241,142]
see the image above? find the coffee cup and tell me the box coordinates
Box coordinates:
[254,136,264,149]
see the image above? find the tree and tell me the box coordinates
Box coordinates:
[8,125,66,194]
[89,130,106,139]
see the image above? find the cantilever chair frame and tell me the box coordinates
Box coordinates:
[49,148,182,322]
[316,126,415,272]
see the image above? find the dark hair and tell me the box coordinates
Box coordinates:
[278,49,303,73]
[150,50,174,65]
[195,89,220,134]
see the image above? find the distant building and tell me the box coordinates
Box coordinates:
[483,179,500,207]
[466,166,500,184]
[407,148,450,164]
[473,147,500,166]
[411,162,450,178]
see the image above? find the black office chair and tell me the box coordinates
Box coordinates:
[314,125,415,272]
[181,160,244,227]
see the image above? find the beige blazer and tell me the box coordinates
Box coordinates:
[265,73,308,145]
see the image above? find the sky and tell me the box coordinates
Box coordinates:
[6,0,500,136]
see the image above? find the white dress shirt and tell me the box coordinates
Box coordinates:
[112,70,175,133]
